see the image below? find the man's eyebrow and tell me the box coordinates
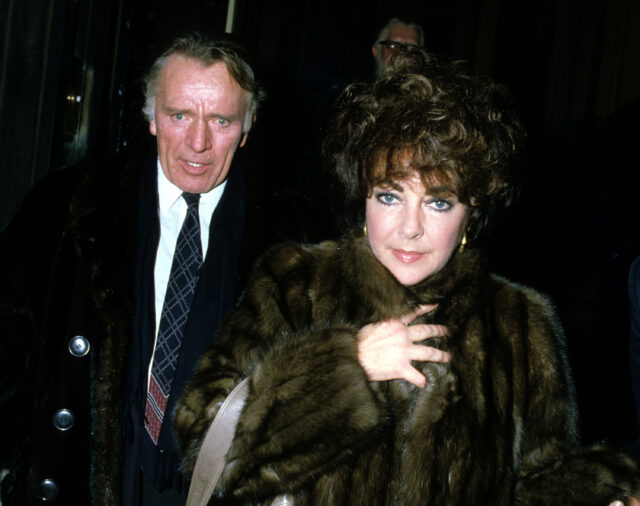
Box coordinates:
[205,111,240,120]
[160,105,241,120]
[161,104,187,113]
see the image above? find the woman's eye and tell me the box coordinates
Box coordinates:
[376,192,398,205]
[429,199,452,211]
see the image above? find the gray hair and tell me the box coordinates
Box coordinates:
[376,17,425,47]
[142,33,264,132]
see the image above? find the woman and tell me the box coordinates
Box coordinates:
[175,48,640,505]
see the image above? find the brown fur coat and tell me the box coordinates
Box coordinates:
[175,233,640,505]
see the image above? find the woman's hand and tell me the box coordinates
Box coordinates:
[357,304,449,388]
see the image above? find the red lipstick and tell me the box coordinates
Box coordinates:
[392,249,424,263]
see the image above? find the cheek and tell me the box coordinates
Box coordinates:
[438,226,461,248]
[156,126,182,150]
[211,126,243,151]
[366,206,395,250]
[226,127,247,149]
[432,214,467,256]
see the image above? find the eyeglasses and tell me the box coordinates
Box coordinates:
[377,40,418,51]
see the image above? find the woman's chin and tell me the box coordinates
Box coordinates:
[389,266,434,286]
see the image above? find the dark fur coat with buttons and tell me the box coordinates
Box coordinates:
[0,153,142,506]
[175,233,640,505]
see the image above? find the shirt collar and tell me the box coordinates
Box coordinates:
[156,159,228,215]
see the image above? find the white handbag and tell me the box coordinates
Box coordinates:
[186,378,293,506]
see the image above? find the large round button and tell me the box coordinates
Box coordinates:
[37,478,59,501]
[68,335,90,357]
[53,409,74,431]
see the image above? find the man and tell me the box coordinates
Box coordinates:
[0,32,262,505]
[371,17,424,76]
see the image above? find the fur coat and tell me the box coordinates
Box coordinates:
[0,152,142,505]
[0,146,249,505]
[175,233,640,505]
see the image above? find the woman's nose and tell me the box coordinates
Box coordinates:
[400,206,424,239]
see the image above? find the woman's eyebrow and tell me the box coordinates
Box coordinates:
[426,185,456,196]
[376,180,404,191]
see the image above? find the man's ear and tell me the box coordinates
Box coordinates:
[371,44,378,59]
[240,114,256,147]
[149,119,157,136]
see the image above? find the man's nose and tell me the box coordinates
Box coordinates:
[186,119,211,152]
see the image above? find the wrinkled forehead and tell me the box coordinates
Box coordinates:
[159,56,231,90]
[158,55,249,111]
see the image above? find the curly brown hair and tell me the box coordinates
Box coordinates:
[322,46,525,242]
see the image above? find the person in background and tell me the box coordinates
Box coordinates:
[371,17,424,75]
[296,17,427,242]
[0,32,262,505]
[173,46,640,505]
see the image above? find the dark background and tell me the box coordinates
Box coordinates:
[2,0,639,447]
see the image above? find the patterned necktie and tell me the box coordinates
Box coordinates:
[145,192,202,444]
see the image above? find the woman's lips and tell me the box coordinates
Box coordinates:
[392,249,425,263]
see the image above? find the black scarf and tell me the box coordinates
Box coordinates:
[122,154,247,502]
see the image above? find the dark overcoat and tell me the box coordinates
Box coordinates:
[0,151,142,505]
[0,147,247,505]
[176,233,640,505]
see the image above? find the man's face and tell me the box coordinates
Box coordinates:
[372,23,421,73]
[149,55,249,194]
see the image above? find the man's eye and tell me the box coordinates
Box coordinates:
[173,113,185,121]
[216,117,228,126]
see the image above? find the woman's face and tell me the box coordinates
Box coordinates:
[365,172,468,286]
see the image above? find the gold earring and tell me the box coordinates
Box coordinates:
[363,223,368,237]
[458,232,467,254]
